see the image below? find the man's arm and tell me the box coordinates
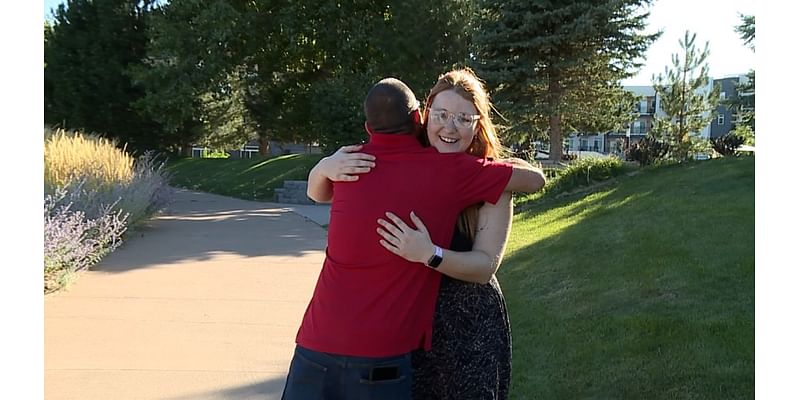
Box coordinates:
[306,144,376,203]
[504,158,546,193]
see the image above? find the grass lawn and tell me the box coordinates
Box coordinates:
[166,154,324,201]
[501,156,754,399]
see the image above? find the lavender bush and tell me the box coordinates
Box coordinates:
[44,150,173,293]
[44,189,128,292]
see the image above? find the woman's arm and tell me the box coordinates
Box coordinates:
[376,192,513,284]
[307,144,376,203]
[504,158,547,193]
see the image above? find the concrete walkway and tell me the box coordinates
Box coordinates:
[45,189,331,400]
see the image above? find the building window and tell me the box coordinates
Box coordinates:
[717,115,725,125]
[720,91,726,100]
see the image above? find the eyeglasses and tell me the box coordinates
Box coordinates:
[428,109,480,130]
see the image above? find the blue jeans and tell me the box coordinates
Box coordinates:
[281,345,413,400]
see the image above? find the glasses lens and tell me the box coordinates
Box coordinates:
[431,110,449,125]
[455,114,478,129]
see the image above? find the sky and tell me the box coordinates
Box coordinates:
[43,0,755,84]
[621,0,755,86]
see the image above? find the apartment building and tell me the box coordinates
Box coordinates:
[567,75,748,157]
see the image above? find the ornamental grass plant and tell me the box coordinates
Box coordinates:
[43,128,171,292]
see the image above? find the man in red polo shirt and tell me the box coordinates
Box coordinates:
[281,78,541,400]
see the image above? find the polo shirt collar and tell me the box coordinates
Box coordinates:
[367,132,423,151]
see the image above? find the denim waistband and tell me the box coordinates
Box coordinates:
[296,345,411,368]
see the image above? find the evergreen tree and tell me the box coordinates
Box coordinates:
[736,13,755,51]
[131,0,249,155]
[729,14,755,132]
[472,0,659,162]
[651,31,720,161]
[135,0,477,154]
[44,0,162,152]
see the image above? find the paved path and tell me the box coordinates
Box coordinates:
[45,189,331,400]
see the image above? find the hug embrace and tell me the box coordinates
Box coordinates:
[282,68,546,400]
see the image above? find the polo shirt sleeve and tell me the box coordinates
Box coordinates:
[453,155,513,208]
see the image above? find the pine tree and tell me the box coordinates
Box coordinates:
[731,14,755,132]
[44,0,162,152]
[651,31,720,161]
[472,0,659,162]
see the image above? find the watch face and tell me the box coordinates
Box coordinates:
[428,255,443,268]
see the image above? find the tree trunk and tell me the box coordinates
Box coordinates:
[181,142,192,157]
[548,74,563,162]
[258,134,270,158]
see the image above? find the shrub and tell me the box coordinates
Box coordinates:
[43,129,172,292]
[626,137,670,166]
[712,133,745,156]
[44,188,128,292]
[733,124,755,146]
[545,156,628,195]
[688,135,715,160]
[49,152,172,226]
[202,149,231,159]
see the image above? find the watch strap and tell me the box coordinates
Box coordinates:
[426,245,443,268]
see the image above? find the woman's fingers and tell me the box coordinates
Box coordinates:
[377,218,404,237]
[379,239,400,254]
[409,211,429,234]
[384,212,412,232]
[377,227,400,245]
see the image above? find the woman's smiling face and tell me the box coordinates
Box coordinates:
[426,89,479,154]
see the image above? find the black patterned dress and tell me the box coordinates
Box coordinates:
[411,227,512,400]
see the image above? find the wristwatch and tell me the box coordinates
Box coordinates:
[426,245,443,269]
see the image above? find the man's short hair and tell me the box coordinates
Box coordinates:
[364,78,420,134]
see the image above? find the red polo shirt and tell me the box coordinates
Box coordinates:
[296,132,513,357]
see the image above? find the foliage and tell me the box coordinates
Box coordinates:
[732,124,755,146]
[44,128,172,292]
[45,128,134,189]
[625,136,670,166]
[545,157,629,195]
[651,31,720,161]
[44,0,163,152]
[44,187,128,293]
[472,0,660,161]
[712,124,753,157]
[131,0,477,155]
[727,15,755,132]
[502,157,754,398]
[201,149,231,159]
[712,133,745,156]
[736,14,755,51]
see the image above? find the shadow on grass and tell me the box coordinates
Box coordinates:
[499,157,754,399]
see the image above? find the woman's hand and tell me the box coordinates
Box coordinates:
[318,144,376,182]
[377,211,435,264]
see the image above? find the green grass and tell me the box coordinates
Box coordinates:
[166,154,324,201]
[501,156,754,399]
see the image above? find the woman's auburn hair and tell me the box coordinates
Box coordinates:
[421,68,508,241]
[420,67,506,160]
